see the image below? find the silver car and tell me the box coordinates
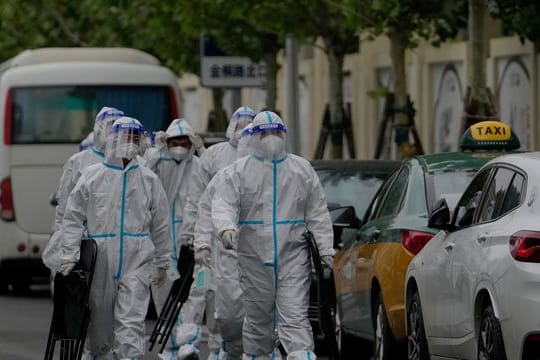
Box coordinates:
[405,153,540,360]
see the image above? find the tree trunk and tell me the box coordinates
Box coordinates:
[468,0,487,98]
[327,47,344,159]
[388,27,411,159]
[263,51,278,111]
[388,27,408,126]
[462,0,496,130]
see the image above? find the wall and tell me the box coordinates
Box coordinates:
[179,35,536,159]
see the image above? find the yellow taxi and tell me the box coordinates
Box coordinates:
[332,121,520,359]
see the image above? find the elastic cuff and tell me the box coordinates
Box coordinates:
[319,248,336,256]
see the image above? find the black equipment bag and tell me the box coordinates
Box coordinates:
[44,239,97,360]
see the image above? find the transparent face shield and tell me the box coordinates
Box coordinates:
[139,131,151,156]
[237,124,254,158]
[93,108,124,152]
[228,115,254,144]
[250,123,287,159]
[107,122,144,161]
[93,120,113,151]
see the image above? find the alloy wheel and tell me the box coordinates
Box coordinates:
[407,299,421,360]
[335,306,342,352]
[374,303,384,359]
[478,314,494,360]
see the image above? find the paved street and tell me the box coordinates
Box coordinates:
[0,286,209,360]
[0,287,329,359]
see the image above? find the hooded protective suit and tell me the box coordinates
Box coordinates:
[144,118,201,359]
[59,116,171,359]
[145,118,200,313]
[211,111,334,360]
[176,106,255,360]
[43,106,125,271]
[183,106,256,234]
[191,124,256,359]
[79,131,94,151]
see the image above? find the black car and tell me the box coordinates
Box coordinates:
[309,160,400,346]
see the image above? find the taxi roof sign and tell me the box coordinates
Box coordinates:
[460,120,520,151]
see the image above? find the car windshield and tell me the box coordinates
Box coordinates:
[426,170,478,211]
[317,169,389,219]
[11,85,173,144]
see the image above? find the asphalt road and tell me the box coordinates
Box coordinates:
[0,285,209,360]
[0,286,330,359]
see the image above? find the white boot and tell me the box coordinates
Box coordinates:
[177,344,200,360]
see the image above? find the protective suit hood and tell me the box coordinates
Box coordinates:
[226,106,256,146]
[79,131,94,152]
[106,116,145,167]
[250,111,287,160]
[93,106,124,153]
[164,118,196,161]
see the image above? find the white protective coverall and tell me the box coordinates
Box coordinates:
[193,168,242,360]
[146,118,200,314]
[194,124,280,360]
[145,118,201,359]
[176,106,255,360]
[59,116,171,359]
[43,106,125,271]
[211,111,335,360]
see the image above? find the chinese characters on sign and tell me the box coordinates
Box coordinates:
[210,63,265,79]
[201,56,266,87]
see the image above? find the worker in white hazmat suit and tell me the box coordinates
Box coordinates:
[144,118,201,359]
[192,125,252,360]
[58,116,171,359]
[176,106,256,360]
[194,123,281,360]
[43,106,125,271]
[211,111,335,360]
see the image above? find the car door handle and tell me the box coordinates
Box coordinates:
[444,242,455,252]
[477,235,487,243]
[371,230,381,242]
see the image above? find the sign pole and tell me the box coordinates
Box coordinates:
[286,35,299,155]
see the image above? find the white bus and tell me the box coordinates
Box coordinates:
[0,47,181,293]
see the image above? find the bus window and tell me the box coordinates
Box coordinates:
[10,85,174,144]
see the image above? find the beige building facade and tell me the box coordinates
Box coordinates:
[179,35,537,160]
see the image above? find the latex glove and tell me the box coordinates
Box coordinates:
[194,248,211,267]
[152,267,167,287]
[59,262,76,276]
[321,255,334,269]
[191,134,206,156]
[154,131,168,149]
[181,235,194,247]
[221,230,238,250]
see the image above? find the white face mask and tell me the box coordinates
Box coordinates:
[259,135,285,159]
[117,143,139,160]
[168,146,189,161]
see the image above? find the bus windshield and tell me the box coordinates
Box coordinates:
[10,85,174,144]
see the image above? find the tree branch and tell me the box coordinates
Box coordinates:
[48,9,86,46]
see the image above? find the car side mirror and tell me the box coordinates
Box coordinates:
[330,206,361,229]
[49,193,58,207]
[428,199,456,232]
